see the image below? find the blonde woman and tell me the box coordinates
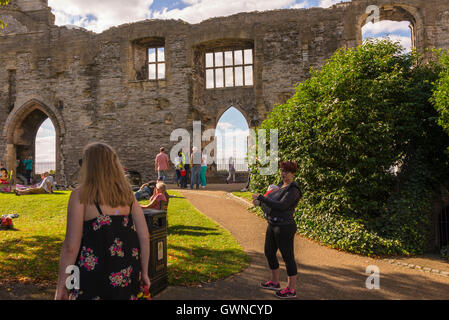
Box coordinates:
[140,181,168,210]
[55,143,150,300]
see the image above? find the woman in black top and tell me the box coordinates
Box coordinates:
[252,161,302,299]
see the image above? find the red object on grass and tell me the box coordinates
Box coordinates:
[1,217,12,227]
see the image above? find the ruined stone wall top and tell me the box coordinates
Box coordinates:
[14,0,48,12]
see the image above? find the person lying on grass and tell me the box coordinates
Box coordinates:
[15,172,53,195]
[134,180,156,201]
[140,181,168,210]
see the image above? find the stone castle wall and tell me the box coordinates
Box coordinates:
[1,0,449,185]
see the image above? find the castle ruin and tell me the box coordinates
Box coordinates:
[1,0,449,186]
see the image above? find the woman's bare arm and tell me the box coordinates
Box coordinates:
[140,194,157,209]
[55,188,84,299]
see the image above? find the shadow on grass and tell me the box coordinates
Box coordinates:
[168,225,221,237]
[0,234,63,283]
[294,261,449,299]
[162,249,449,299]
[168,244,250,286]
[49,192,68,196]
[168,195,186,199]
[0,228,20,232]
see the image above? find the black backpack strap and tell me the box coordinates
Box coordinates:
[129,202,133,214]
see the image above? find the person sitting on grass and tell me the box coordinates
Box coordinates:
[0,168,8,185]
[0,168,10,193]
[140,181,168,210]
[14,172,53,195]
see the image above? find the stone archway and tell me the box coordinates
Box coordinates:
[3,99,65,185]
[356,3,425,51]
[214,105,250,175]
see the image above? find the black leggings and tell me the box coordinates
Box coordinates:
[264,223,297,277]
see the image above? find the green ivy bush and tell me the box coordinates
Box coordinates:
[250,39,449,256]
[433,51,449,136]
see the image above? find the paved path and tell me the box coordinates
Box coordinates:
[156,188,449,300]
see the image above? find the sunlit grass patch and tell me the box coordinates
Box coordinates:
[0,190,249,287]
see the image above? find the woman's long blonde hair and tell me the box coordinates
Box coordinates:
[78,142,134,207]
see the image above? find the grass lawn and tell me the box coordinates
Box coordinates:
[0,190,249,287]
[231,191,253,204]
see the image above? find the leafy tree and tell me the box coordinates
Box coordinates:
[0,0,10,29]
[250,39,449,255]
[433,51,449,136]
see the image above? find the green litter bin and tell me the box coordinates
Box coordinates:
[143,208,168,296]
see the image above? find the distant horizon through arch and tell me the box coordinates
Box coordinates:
[215,106,249,172]
[35,118,56,174]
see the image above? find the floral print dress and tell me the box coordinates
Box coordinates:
[70,203,141,300]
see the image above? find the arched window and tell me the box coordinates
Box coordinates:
[215,107,249,172]
[35,118,56,174]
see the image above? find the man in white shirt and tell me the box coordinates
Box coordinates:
[15,172,53,195]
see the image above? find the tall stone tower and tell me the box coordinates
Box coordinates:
[2,0,54,27]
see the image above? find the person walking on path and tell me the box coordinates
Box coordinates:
[190,147,202,190]
[226,156,236,184]
[252,161,302,299]
[55,142,150,300]
[200,151,207,189]
[23,156,33,185]
[155,147,170,182]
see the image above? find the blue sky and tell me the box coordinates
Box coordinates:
[38,0,413,162]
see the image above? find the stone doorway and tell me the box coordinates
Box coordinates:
[357,4,424,52]
[213,106,250,183]
[3,99,64,185]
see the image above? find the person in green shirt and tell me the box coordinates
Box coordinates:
[23,156,33,185]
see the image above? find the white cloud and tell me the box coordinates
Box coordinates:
[35,136,56,163]
[362,21,412,52]
[216,121,235,131]
[49,0,154,33]
[363,20,411,35]
[149,0,296,24]
[388,35,412,52]
[290,1,307,9]
[319,0,349,8]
